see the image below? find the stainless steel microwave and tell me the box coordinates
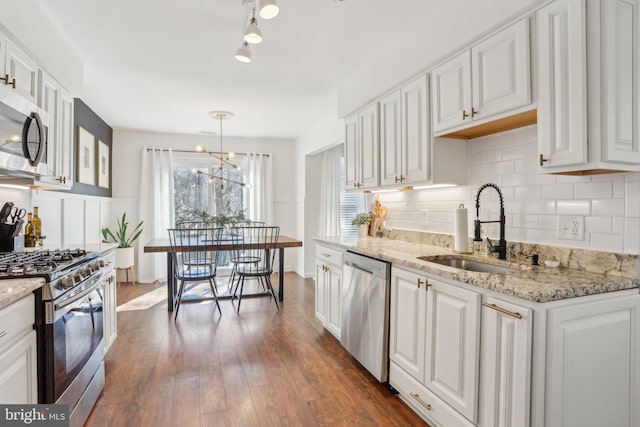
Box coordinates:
[0,84,48,177]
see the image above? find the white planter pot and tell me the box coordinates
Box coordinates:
[358,224,369,237]
[116,247,135,269]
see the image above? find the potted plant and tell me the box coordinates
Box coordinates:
[101,213,144,269]
[352,212,372,237]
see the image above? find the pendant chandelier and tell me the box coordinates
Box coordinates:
[195,111,248,189]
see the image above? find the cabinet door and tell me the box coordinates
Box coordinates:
[425,277,480,423]
[39,70,60,178]
[472,19,531,121]
[380,90,402,186]
[344,114,359,190]
[431,51,472,134]
[402,75,430,184]
[389,268,427,381]
[479,297,532,427]
[5,40,38,105]
[602,0,640,165]
[546,294,640,427]
[314,260,328,325]
[537,0,587,168]
[104,269,118,352]
[0,330,38,404]
[326,265,342,339]
[59,89,74,184]
[359,102,379,189]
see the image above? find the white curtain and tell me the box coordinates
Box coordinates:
[319,145,341,236]
[137,147,175,283]
[243,153,273,224]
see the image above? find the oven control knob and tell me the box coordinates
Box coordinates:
[60,277,74,289]
[99,260,105,268]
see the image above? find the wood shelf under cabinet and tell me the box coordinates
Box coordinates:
[442,109,537,140]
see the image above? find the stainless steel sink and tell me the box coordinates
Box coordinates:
[417,256,516,274]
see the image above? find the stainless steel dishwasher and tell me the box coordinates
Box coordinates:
[341,251,391,383]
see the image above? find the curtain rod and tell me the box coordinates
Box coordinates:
[145,148,270,157]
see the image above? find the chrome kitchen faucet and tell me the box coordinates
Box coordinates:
[473,183,507,260]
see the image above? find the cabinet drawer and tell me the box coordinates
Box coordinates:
[316,245,344,268]
[0,294,35,352]
[390,362,473,427]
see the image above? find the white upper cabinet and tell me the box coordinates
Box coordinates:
[3,40,38,105]
[432,19,533,137]
[538,0,640,173]
[432,52,472,134]
[344,102,379,191]
[472,19,531,121]
[38,71,74,189]
[380,75,430,187]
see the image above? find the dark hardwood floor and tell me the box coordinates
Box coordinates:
[85,273,428,427]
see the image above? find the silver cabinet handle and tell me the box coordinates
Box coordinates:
[482,302,522,319]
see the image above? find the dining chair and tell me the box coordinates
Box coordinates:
[227,220,267,291]
[167,227,223,319]
[228,225,280,313]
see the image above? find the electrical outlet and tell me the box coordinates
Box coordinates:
[557,216,585,240]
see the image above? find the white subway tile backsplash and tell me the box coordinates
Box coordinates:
[592,199,625,216]
[557,200,590,215]
[542,184,573,200]
[625,181,640,217]
[575,181,612,199]
[376,127,638,254]
[585,216,612,233]
[590,233,624,252]
[624,218,639,254]
[527,200,556,215]
[613,217,625,234]
[515,185,541,200]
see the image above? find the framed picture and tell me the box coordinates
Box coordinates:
[98,140,110,189]
[77,126,95,185]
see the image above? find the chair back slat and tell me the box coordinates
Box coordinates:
[229,226,280,275]
[168,227,223,279]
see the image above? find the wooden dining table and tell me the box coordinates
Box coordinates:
[143,235,303,312]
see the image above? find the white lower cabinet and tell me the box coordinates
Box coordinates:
[0,294,38,404]
[389,264,640,427]
[545,294,640,427]
[479,296,532,427]
[315,244,344,339]
[389,267,480,425]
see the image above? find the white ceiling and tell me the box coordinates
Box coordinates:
[34,0,538,139]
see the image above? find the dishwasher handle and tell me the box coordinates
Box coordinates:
[344,260,374,275]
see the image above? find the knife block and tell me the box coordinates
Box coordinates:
[0,234,24,252]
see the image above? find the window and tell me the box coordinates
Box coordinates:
[173,164,245,224]
[339,156,361,237]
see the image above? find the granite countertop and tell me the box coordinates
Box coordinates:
[314,236,640,303]
[0,277,45,310]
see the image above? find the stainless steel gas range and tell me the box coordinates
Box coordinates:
[0,249,110,427]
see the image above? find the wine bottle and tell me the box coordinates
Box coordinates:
[33,206,41,237]
[24,213,35,247]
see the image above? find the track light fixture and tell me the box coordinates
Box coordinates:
[235,0,280,62]
[235,41,252,63]
[243,9,263,44]
[259,0,279,19]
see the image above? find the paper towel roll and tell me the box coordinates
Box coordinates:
[454,204,469,253]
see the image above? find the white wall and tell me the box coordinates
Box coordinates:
[111,129,300,275]
[376,126,640,255]
[0,0,84,95]
[295,112,343,277]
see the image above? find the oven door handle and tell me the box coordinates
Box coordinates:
[55,271,105,311]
